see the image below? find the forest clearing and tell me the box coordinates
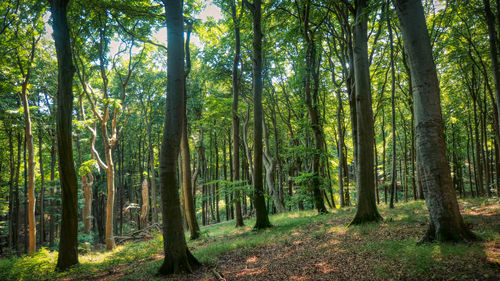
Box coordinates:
[1,0,500,280]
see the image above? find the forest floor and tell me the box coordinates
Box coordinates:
[1,197,499,281]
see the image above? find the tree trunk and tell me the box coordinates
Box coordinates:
[337,91,345,207]
[140,178,149,227]
[350,0,382,225]
[389,9,397,209]
[181,20,201,239]
[82,173,93,234]
[482,0,500,144]
[21,80,36,254]
[51,0,79,269]
[158,0,200,274]
[230,0,245,227]
[246,0,271,229]
[38,128,45,245]
[393,0,477,242]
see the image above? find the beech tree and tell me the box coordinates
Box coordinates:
[51,0,79,270]
[350,0,383,225]
[244,0,271,229]
[393,0,477,242]
[158,0,200,274]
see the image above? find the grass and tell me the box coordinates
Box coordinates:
[0,197,498,280]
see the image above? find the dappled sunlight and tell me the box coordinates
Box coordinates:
[313,261,338,274]
[245,255,258,263]
[235,267,266,277]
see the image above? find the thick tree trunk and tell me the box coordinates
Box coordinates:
[393,0,477,242]
[350,0,382,225]
[482,0,500,145]
[158,0,200,274]
[246,0,271,229]
[51,0,79,269]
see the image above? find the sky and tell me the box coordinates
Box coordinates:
[43,1,223,57]
[151,1,222,50]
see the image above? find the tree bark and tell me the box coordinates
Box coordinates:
[231,0,245,227]
[388,8,397,209]
[245,0,271,229]
[482,0,500,147]
[181,19,201,239]
[51,0,79,269]
[350,0,382,225]
[393,0,477,242]
[20,77,36,255]
[38,128,45,245]
[158,0,200,274]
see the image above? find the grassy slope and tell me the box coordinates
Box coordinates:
[0,197,498,280]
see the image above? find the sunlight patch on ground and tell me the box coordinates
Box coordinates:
[314,261,338,274]
[235,267,265,277]
[246,255,258,263]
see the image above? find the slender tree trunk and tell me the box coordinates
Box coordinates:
[82,173,93,233]
[394,0,477,242]
[389,9,397,209]
[350,0,382,225]
[231,0,245,227]
[21,82,36,254]
[337,91,345,207]
[48,134,56,248]
[38,129,45,245]
[7,126,15,250]
[181,20,200,239]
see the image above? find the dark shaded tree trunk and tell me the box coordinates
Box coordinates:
[158,0,200,274]
[350,0,382,225]
[230,0,245,228]
[51,0,79,270]
[245,0,271,229]
[482,0,500,154]
[393,0,477,243]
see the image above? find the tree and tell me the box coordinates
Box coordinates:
[158,0,200,274]
[350,0,383,225]
[181,19,201,239]
[51,0,79,270]
[244,0,271,229]
[230,0,245,227]
[393,0,477,242]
